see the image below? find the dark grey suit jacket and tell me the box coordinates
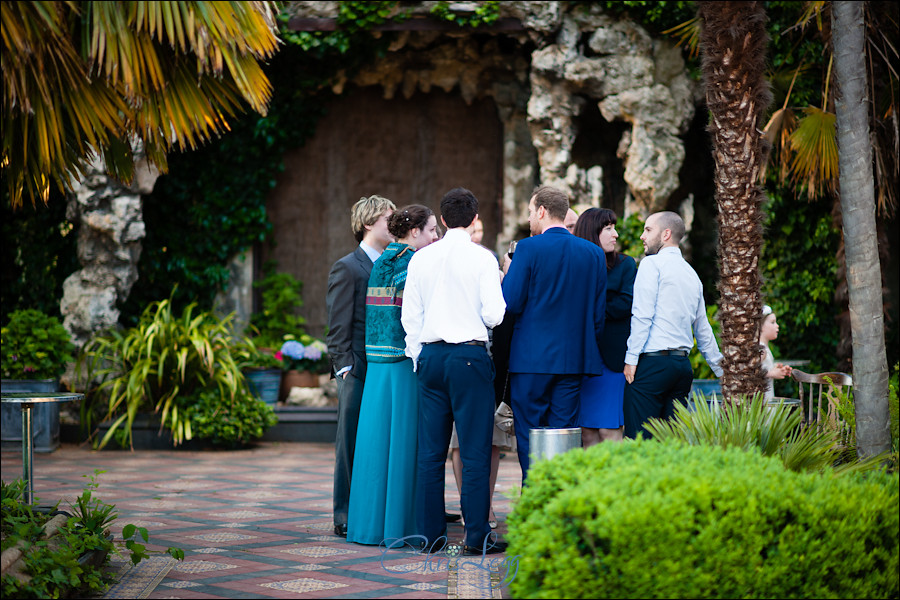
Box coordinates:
[326,246,373,380]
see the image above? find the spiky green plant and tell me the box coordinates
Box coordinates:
[77,294,246,449]
[644,394,887,475]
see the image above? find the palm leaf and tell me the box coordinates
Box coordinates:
[2,0,279,208]
[788,106,838,198]
[662,16,700,60]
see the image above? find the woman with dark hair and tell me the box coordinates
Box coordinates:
[573,208,637,446]
[347,204,439,545]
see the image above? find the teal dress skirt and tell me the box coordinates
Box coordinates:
[347,242,419,545]
[346,359,419,544]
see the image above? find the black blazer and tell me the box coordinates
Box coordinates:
[600,254,637,373]
[325,247,373,380]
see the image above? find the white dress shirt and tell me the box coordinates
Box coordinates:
[625,246,723,377]
[401,228,506,367]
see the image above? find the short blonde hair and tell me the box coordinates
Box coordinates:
[351,195,396,242]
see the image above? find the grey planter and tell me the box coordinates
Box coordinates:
[1,379,60,452]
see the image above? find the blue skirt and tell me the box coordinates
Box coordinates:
[347,359,419,545]
[578,362,625,429]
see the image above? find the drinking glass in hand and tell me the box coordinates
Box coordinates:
[507,240,517,259]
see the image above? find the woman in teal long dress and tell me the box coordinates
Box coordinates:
[347,204,439,545]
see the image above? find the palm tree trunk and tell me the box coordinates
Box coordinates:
[698,1,772,400]
[831,1,891,458]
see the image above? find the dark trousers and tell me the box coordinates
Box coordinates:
[623,354,693,439]
[509,373,581,479]
[333,371,364,526]
[416,342,494,548]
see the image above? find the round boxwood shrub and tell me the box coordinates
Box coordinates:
[506,440,898,599]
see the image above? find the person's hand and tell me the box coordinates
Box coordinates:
[624,364,636,384]
[770,363,791,380]
[341,371,349,380]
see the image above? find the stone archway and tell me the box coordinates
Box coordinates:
[264,87,504,337]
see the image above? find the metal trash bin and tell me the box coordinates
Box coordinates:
[529,427,581,463]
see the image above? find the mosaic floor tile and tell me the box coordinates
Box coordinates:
[161,581,202,588]
[189,532,257,542]
[172,561,240,574]
[208,511,274,519]
[279,545,359,558]
[261,579,348,593]
[405,582,445,591]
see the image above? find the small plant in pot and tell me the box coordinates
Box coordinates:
[276,334,329,393]
[1,309,75,452]
[1,309,75,384]
[249,263,307,350]
[234,338,283,406]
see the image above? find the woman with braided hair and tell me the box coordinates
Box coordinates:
[347,204,439,545]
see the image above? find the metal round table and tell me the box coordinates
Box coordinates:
[1,392,82,504]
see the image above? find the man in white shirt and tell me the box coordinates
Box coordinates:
[326,195,395,538]
[623,211,723,439]
[402,187,507,555]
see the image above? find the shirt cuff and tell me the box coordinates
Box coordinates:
[335,365,351,378]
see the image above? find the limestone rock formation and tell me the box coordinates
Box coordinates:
[61,154,158,348]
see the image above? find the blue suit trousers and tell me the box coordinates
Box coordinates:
[416,342,495,549]
[510,373,581,479]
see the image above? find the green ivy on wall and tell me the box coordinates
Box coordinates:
[120,3,407,324]
[759,189,840,372]
[430,1,500,28]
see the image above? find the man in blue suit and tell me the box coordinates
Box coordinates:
[502,186,607,479]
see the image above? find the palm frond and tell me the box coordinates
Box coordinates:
[788,106,838,198]
[662,16,700,60]
[2,0,280,208]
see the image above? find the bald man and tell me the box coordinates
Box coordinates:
[564,208,578,233]
[622,211,723,439]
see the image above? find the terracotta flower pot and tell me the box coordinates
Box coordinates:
[280,369,318,401]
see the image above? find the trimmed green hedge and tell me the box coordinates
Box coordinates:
[507,441,898,599]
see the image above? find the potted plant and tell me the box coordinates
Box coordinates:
[249,263,307,350]
[1,309,75,452]
[76,295,247,449]
[276,334,329,399]
[234,338,283,407]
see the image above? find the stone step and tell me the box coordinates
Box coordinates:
[264,406,338,443]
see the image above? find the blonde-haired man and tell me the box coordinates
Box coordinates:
[327,194,395,537]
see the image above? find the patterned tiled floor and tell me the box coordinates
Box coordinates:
[0,442,522,599]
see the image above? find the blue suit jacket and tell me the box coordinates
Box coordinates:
[600,254,637,373]
[502,227,607,375]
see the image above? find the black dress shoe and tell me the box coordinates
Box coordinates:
[334,524,348,537]
[463,539,508,555]
[445,512,462,523]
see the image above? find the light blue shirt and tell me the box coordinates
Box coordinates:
[359,241,381,264]
[624,246,723,377]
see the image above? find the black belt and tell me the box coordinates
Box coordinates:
[642,349,688,357]
[423,340,486,347]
